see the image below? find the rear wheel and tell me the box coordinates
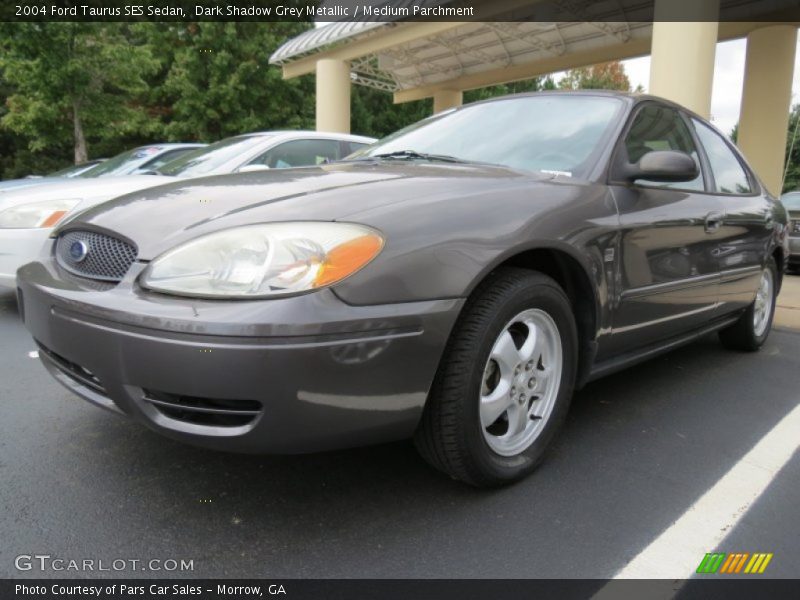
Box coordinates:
[414,267,578,487]
[718,257,778,351]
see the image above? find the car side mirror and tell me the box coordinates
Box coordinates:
[237,164,270,173]
[623,150,699,183]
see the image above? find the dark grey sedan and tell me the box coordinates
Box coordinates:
[16,91,790,486]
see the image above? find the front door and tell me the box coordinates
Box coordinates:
[607,103,723,355]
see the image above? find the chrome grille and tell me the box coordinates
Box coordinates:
[55,230,137,282]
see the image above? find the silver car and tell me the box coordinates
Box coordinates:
[0,132,375,288]
[0,144,203,194]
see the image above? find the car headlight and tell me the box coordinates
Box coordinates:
[140,222,384,298]
[0,199,81,229]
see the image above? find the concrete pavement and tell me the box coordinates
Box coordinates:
[776,272,800,330]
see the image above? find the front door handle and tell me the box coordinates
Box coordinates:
[704,211,725,234]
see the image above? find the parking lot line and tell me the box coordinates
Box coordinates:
[610,401,800,579]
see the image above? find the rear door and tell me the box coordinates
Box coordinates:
[688,117,772,315]
[607,102,723,355]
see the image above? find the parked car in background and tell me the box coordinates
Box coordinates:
[27,159,108,179]
[0,131,375,288]
[16,92,787,486]
[142,130,375,178]
[781,191,800,271]
[75,144,206,179]
[0,160,108,193]
[0,144,203,194]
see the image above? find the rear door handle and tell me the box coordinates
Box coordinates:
[704,211,725,234]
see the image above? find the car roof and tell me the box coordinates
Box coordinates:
[138,143,207,149]
[463,88,721,119]
[232,130,376,143]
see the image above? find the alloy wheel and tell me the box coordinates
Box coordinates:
[480,309,563,457]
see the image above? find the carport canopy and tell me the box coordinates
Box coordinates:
[270,0,800,195]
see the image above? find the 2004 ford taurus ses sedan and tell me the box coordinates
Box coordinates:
[17,91,790,486]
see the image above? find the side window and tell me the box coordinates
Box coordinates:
[623,105,704,191]
[250,139,341,169]
[140,148,194,171]
[345,142,370,156]
[691,119,753,195]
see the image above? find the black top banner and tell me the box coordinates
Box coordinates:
[2,0,800,23]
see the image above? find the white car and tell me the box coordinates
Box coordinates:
[0,131,375,288]
[0,144,202,194]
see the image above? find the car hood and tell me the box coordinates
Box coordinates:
[0,175,173,211]
[65,161,552,261]
[0,177,60,193]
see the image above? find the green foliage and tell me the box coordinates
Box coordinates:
[0,22,316,177]
[0,23,159,163]
[558,61,638,92]
[464,76,556,103]
[144,22,315,142]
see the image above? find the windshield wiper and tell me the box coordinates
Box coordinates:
[353,150,471,164]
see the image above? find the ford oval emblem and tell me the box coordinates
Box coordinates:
[69,240,89,263]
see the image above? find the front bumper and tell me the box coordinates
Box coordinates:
[0,228,51,288]
[17,259,462,453]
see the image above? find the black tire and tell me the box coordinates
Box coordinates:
[414,267,578,487]
[718,257,778,352]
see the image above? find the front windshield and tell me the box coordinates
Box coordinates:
[782,192,800,209]
[354,95,624,177]
[78,147,163,178]
[157,135,270,177]
[49,163,95,177]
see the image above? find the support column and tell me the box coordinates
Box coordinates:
[316,59,351,134]
[738,26,798,196]
[649,0,719,118]
[433,89,463,114]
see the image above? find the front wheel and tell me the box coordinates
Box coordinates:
[414,267,578,487]
[719,258,778,351]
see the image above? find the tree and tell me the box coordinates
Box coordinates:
[558,60,639,92]
[0,23,159,163]
[464,76,556,103]
[729,123,739,144]
[144,22,316,142]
